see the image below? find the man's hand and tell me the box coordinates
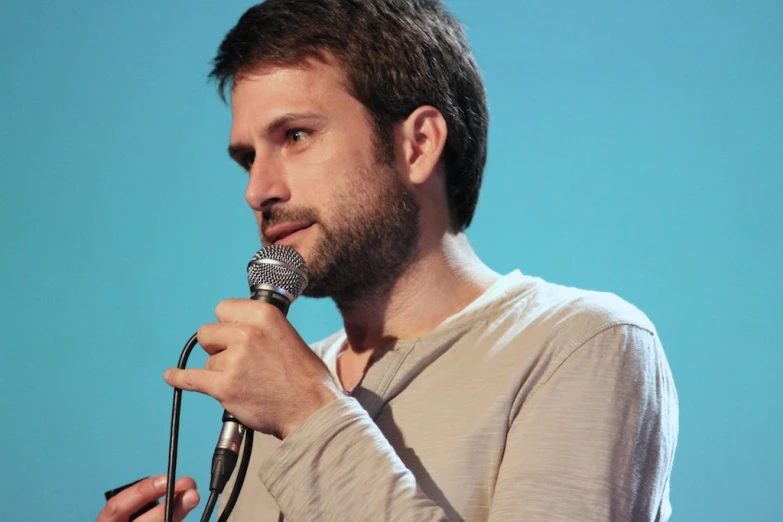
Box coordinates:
[96,475,199,522]
[164,299,343,439]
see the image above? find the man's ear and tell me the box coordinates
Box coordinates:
[395,105,448,185]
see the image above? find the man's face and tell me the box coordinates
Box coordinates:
[228,56,419,304]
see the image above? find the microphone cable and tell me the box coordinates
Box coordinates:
[164,332,253,522]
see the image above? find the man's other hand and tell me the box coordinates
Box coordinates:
[96,475,199,522]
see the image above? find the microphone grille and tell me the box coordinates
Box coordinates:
[247,245,308,300]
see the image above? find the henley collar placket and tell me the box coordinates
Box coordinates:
[351,338,419,420]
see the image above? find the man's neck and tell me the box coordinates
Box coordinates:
[336,232,500,354]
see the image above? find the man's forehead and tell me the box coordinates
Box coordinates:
[232,54,349,101]
[230,60,353,120]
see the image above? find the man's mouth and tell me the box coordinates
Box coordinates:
[264,222,314,245]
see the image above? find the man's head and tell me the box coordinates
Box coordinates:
[210,0,488,304]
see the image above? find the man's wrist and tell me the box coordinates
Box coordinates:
[280,384,343,439]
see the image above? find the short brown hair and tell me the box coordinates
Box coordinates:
[210,0,488,230]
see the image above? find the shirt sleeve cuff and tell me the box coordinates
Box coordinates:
[258,397,370,509]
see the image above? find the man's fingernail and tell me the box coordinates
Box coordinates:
[163,369,171,380]
[183,489,199,508]
[154,476,166,488]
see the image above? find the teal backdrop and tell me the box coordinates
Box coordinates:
[1,1,781,520]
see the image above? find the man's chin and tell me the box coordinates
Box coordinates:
[300,269,336,299]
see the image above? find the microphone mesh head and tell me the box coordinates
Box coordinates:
[247,245,308,300]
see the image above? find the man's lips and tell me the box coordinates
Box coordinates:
[264,222,314,244]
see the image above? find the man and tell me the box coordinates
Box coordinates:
[98,0,678,520]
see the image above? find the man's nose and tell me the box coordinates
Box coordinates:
[245,160,291,212]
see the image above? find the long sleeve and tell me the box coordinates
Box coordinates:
[488,324,679,521]
[259,397,449,521]
[257,322,677,521]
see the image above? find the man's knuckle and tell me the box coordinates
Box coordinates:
[236,324,258,345]
[212,379,230,400]
[215,300,230,319]
[103,496,123,517]
[197,324,210,339]
[257,303,277,321]
[234,324,248,342]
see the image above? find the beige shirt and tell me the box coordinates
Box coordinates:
[221,271,679,521]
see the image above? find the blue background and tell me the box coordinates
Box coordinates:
[1,1,781,520]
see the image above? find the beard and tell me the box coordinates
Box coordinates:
[261,161,420,308]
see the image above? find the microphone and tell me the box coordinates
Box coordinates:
[208,244,309,497]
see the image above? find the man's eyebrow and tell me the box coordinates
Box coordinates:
[227,112,325,160]
[265,111,324,136]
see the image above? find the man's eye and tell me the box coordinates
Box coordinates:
[242,152,255,169]
[286,129,308,144]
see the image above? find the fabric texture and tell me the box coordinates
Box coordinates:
[219,270,679,521]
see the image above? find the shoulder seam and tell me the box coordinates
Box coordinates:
[517,321,656,415]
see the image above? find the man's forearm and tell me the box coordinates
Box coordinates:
[260,397,450,522]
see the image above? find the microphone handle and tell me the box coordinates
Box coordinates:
[209,288,291,493]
